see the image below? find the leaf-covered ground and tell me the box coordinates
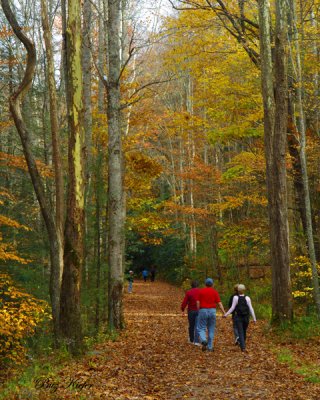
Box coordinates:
[36,281,320,399]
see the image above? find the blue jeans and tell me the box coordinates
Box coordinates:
[188,310,199,343]
[198,308,216,350]
[128,281,133,293]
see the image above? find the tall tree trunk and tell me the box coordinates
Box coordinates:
[82,0,92,286]
[186,74,197,257]
[59,0,85,354]
[107,0,124,330]
[82,0,92,170]
[288,0,320,318]
[1,0,64,344]
[258,0,293,323]
[94,152,103,332]
[40,0,65,343]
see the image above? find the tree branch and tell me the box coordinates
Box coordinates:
[120,77,177,110]
[1,0,56,237]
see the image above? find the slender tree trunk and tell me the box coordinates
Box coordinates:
[1,0,64,343]
[107,0,124,330]
[82,0,92,169]
[94,154,102,332]
[288,0,320,318]
[82,0,92,286]
[59,0,85,354]
[186,75,197,256]
[40,0,65,343]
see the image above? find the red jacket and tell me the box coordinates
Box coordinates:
[181,288,200,312]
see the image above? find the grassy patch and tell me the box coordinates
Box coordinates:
[273,339,320,383]
[273,315,320,341]
[0,361,57,400]
[270,314,320,384]
[276,348,294,364]
[0,328,118,400]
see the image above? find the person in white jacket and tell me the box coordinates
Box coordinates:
[224,284,256,352]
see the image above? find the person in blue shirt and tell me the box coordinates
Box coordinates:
[142,268,148,282]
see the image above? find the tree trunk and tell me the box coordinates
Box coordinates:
[288,0,320,318]
[82,0,93,287]
[107,0,124,330]
[258,0,293,323]
[59,0,85,355]
[40,0,65,343]
[1,0,64,344]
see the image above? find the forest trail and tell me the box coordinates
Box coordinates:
[36,281,320,399]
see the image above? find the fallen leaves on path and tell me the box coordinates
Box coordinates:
[35,281,320,399]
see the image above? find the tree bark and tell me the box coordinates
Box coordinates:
[59,0,85,354]
[1,0,64,343]
[40,0,65,343]
[288,0,320,318]
[107,0,124,330]
[258,0,293,323]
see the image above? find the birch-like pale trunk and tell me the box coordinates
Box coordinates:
[107,0,124,330]
[59,0,85,354]
[98,0,106,111]
[258,0,293,322]
[310,9,320,136]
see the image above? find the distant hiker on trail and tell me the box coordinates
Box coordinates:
[228,284,240,345]
[150,266,156,282]
[224,284,256,352]
[181,280,200,346]
[197,278,226,352]
[127,271,134,294]
[142,268,148,282]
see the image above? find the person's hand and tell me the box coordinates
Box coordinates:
[222,314,227,318]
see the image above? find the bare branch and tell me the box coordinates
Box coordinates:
[120,77,177,110]
[90,47,108,88]
[118,26,136,83]
[168,0,211,11]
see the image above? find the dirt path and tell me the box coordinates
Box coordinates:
[36,281,320,399]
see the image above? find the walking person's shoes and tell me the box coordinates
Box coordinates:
[201,340,208,351]
[234,337,240,345]
[194,342,201,346]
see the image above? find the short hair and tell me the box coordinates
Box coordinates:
[191,280,199,288]
[238,284,246,293]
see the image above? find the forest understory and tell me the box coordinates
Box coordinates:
[23,281,320,400]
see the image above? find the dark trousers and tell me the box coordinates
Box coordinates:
[232,315,239,340]
[188,310,199,343]
[234,315,249,350]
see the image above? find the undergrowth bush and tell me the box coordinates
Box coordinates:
[0,273,51,369]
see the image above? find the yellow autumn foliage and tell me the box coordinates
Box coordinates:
[0,273,51,367]
[291,256,320,302]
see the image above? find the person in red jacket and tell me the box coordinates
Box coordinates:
[181,280,200,345]
[197,278,226,352]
